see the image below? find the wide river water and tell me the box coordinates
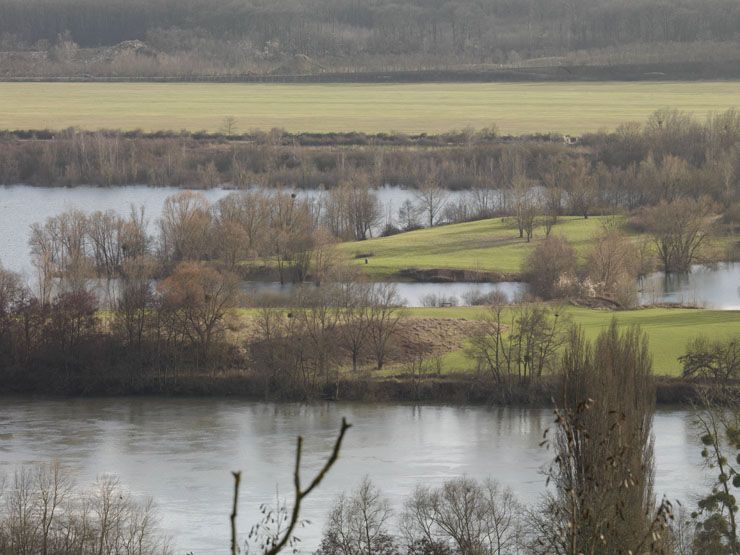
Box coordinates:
[0,398,706,554]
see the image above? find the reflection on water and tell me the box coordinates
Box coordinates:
[0,184,470,275]
[243,281,528,307]
[639,263,740,309]
[0,398,705,554]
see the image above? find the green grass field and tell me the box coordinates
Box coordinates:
[406,306,740,376]
[1,81,738,134]
[234,304,740,376]
[341,215,627,279]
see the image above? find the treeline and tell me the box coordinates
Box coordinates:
[2,110,740,216]
[0,463,171,555]
[0,262,407,396]
[0,189,412,394]
[0,0,739,77]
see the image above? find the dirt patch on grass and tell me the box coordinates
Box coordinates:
[389,317,480,362]
[229,314,480,366]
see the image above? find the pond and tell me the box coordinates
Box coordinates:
[639,263,740,309]
[243,280,528,307]
[0,398,705,554]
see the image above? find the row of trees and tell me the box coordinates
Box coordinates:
[1,109,739,216]
[0,249,406,394]
[26,191,323,295]
[0,463,170,555]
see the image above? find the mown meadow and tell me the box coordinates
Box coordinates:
[340,216,627,278]
[406,306,740,376]
[1,81,740,134]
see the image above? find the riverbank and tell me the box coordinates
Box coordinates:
[0,369,733,407]
[8,61,740,84]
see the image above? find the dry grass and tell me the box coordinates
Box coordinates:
[1,81,739,134]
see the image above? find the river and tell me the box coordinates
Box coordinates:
[0,398,705,554]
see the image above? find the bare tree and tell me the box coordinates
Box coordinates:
[512,175,538,241]
[584,230,641,307]
[158,192,213,264]
[29,210,91,298]
[336,281,373,372]
[523,235,578,300]
[157,262,241,365]
[347,176,381,240]
[317,477,396,555]
[640,196,716,273]
[401,477,522,555]
[543,187,563,236]
[414,173,449,228]
[366,284,405,370]
[221,116,239,136]
[565,158,598,219]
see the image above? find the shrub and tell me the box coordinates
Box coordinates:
[523,235,577,300]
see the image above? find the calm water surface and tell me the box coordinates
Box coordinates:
[639,263,740,309]
[0,184,466,275]
[243,281,528,307]
[0,398,705,554]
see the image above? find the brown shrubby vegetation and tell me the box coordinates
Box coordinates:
[1,109,739,228]
[466,298,570,390]
[0,463,170,555]
[524,236,578,300]
[583,229,643,307]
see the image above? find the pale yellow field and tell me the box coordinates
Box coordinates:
[0,81,738,134]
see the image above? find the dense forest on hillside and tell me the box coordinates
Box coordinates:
[1,0,739,79]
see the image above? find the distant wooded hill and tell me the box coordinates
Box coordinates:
[0,0,739,79]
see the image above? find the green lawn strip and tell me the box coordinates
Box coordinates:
[340,216,628,278]
[405,307,740,376]
[231,306,740,376]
